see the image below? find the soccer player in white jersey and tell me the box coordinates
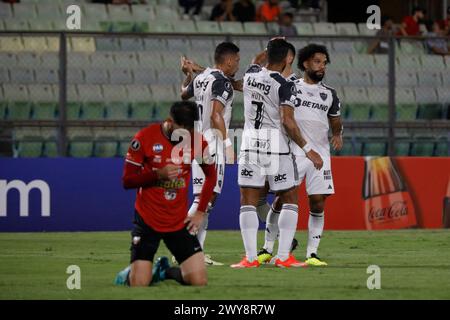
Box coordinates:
[231,39,323,269]
[258,43,344,267]
[181,42,240,266]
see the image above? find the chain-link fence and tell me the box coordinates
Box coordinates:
[0,32,449,157]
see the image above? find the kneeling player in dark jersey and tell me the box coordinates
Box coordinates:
[115,101,217,287]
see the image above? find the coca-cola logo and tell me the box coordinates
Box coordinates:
[368,201,408,222]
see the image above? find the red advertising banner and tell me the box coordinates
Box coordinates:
[297,157,450,230]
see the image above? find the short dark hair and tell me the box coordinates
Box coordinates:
[214,42,240,64]
[381,15,392,26]
[170,101,199,129]
[283,12,294,19]
[287,41,296,57]
[412,6,426,15]
[297,43,330,71]
[266,38,290,64]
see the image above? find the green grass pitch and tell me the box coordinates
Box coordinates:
[0,230,449,299]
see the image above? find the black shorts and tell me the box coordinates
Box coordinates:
[130,211,202,265]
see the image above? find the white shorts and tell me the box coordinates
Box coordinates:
[192,155,225,195]
[295,155,334,195]
[238,151,299,192]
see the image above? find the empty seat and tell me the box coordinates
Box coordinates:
[94,36,120,51]
[3,84,29,101]
[293,22,313,35]
[351,54,376,70]
[104,102,129,120]
[15,142,43,158]
[84,68,108,84]
[132,68,157,84]
[114,52,139,68]
[335,23,358,35]
[396,70,417,87]
[138,52,163,68]
[0,2,13,19]
[130,102,153,120]
[157,68,182,85]
[313,22,337,35]
[220,22,244,34]
[119,38,144,51]
[436,87,450,104]
[109,68,133,84]
[13,3,37,19]
[83,3,108,20]
[102,85,128,102]
[153,5,179,20]
[68,52,91,68]
[346,104,371,121]
[421,55,445,71]
[35,68,58,84]
[153,103,172,121]
[172,20,197,33]
[150,84,176,101]
[9,68,34,84]
[194,21,221,34]
[370,104,389,121]
[3,19,30,31]
[0,36,24,51]
[357,23,378,36]
[0,52,17,66]
[343,87,368,104]
[324,70,348,86]
[399,41,424,55]
[7,102,31,120]
[107,4,132,20]
[29,84,55,102]
[81,102,105,120]
[90,52,114,68]
[67,68,84,84]
[76,84,103,101]
[71,37,96,52]
[22,37,48,51]
[41,52,59,68]
[145,21,173,33]
[32,102,57,120]
[417,72,442,87]
[243,22,267,34]
[414,87,438,104]
[332,41,356,54]
[370,70,388,86]
[396,104,417,121]
[16,52,41,68]
[417,104,443,119]
[28,19,54,31]
[363,140,387,156]
[131,5,155,21]
[397,55,421,69]
[126,85,152,102]
[347,70,371,86]
[410,139,435,156]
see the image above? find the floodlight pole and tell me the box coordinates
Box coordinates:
[58,32,68,157]
[387,36,396,157]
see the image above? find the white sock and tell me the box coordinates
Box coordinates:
[307,211,324,258]
[239,205,259,262]
[263,206,280,254]
[256,198,271,222]
[276,204,298,261]
[188,196,208,249]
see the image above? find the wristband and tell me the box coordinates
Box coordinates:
[224,138,232,148]
[302,143,312,153]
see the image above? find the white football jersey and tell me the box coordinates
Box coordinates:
[240,64,297,155]
[291,78,341,157]
[186,67,234,133]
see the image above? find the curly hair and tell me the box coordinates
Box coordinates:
[297,44,330,71]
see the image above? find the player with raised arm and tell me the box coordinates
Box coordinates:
[114,101,217,287]
[180,42,240,266]
[231,39,323,269]
[258,44,344,266]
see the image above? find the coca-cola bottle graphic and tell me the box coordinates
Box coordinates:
[362,156,417,230]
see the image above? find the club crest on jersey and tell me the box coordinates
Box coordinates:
[320,92,328,101]
[225,81,232,91]
[130,139,140,151]
[153,143,163,153]
[164,189,177,201]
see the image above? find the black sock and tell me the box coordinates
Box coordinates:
[165,267,186,285]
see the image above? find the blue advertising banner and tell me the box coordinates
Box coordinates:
[0,159,242,232]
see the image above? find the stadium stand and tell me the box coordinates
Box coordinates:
[0,1,448,157]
